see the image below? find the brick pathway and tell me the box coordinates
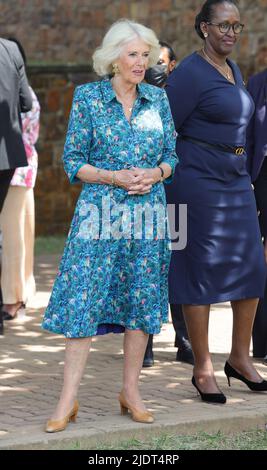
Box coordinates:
[0,255,267,449]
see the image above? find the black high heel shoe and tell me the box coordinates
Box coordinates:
[2,302,24,321]
[191,376,227,404]
[2,311,18,321]
[224,361,267,391]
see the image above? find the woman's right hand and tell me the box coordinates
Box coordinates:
[114,169,146,192]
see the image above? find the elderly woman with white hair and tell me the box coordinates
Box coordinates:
[42,19,178,433]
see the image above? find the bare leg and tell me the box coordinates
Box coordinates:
[50,337,92,420]
[122,329,149,411]
[229,298,263,382]
[183,304,221,393]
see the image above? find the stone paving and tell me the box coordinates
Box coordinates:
[1,255,267,449]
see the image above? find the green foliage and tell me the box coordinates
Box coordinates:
[93,429,267,450]
[35,236,66,255]
[54,429,267,450]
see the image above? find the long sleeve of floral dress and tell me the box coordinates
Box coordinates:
[62,87,93,184]
[157,90,178,183]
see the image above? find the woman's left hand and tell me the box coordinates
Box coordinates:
[127,167,160,195]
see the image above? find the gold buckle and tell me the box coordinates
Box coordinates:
[235,147,244,156]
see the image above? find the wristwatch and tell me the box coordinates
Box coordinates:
[158,166,164,183]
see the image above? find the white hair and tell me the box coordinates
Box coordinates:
[92,19,161,77]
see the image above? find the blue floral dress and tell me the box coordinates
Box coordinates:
[42,78,178,338]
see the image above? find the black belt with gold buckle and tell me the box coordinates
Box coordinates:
[181,136,245,156]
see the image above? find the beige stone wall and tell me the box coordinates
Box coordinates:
[1,0,266,235]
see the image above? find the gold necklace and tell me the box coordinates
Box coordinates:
[120,98,136,112]
[111,79,136,112]
[201,48,233,81]
[116,96,135,111]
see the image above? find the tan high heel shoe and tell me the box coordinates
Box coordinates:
[45,399,79,433]
[118,392,154,424]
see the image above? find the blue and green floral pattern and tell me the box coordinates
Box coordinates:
[42,78,178,338]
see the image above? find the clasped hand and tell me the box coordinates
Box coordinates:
[115,167,159,195]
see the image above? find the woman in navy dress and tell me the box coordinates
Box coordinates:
[166,0,267,403]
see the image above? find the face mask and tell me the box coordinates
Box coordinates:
[144,64,168,88]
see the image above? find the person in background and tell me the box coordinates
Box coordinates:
[0,37,32,335]
[246,67,267,363]
[0,38,40,323]
[143,41,194,367]
[144,41,177,88]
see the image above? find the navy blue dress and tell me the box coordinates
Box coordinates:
[165,52,266,305]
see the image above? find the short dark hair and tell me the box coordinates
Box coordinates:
[195,0,239,40]
[7,37,27,65]
[159,41,177,62]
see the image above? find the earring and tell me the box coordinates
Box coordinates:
[112,63,120,75]
[204,32,208,38]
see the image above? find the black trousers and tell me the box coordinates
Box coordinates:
[146,304,190,351]
[252,158,267,357]
[254,158,267,238]
[170,303,190,349]
[0,169,14,213]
